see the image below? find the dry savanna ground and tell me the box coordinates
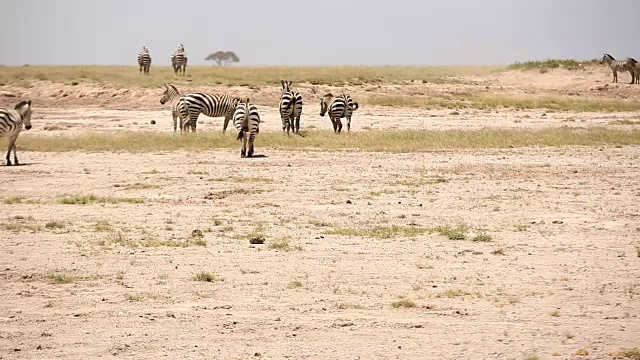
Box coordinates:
[1,63,640,360]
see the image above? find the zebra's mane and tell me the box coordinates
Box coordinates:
[14,100,31,110]
[604,53,615,60]
[322,93,334,98]
[629,57,638,64]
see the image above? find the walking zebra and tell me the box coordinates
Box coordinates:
[233,98,261,158]
[278,80,303,135]
[319,93,359,133]
[0,100,33,166]
[159,84,192,132]
[137,46,152,75]
[171,44,188,76]
[176,92,242,133]
[601,53,635,83]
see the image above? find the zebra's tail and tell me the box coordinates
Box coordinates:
[351,102,359,111]
[237,98,251,140]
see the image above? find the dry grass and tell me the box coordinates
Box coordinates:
[0,65,501,88]
[367,93,640,112]
[11,128,640,154]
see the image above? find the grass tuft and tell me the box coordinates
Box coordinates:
[390,297,417,309]
[58,194,143,205]
[192,272,223,282]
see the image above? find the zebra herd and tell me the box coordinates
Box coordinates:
[601,53,640,84]
[137,45,188,76]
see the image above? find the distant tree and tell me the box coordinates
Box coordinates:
[205,50,240,66]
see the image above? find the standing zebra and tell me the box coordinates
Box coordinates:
[278,80,303,135]
[137,46,152,75]
[159,84,192,132]
[629,58,639,84]
[601,53,635,83]
[319,93,359,133]
[0,100,33,166]
[176,92,242,133]
[171,44,188,76]
[233,98,261,158]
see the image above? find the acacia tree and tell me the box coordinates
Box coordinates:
[205,51,240,66]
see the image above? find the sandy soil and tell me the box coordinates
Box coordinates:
[0,68,639,360]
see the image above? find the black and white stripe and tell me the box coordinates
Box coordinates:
[629,58,639,84]
[278,80,303,135]
[171,44,188,76]
[233,98,261,158]
[137,46,152,75]
[601,53,635,83]
[159,84,191,132]
[176,92,242,133]
[0,100,33,166]
[319,93,359,133]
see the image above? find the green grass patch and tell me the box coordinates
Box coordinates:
[11,128,640,154]
[0,65,502,88]
[434,225,468,240]
[367,93,640,112]
[45,221,65,230]
[58,194,143,205]
[2,197,42,205]
[192,272,223,282]
[105,232,206,248]
[390,297,416,308]
[508,58,599,70]
[325,225,432,240]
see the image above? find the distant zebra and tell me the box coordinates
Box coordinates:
[171,44,188,76]
[0,100,33,166]
[137,46,152,75]
[278,80,303,135]
[601,53,635,83]
[233,98,261,158]
[177,92,242,133]
[319,93,359,133]
[159,84,191,132]
[629,58,639,84]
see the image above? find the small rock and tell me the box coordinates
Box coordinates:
[346,200,352,204]
[552,220,563,224]
[37,345,42,350]
[249,236,265,245]
[450,111,460,116]
[541,113,547,117]
[150,120,156,125]
[191,229,204,238]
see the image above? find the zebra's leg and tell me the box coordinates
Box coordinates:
[12,142,18,165]
[336,119,343,133]
[330,118,337,133]
[248,134,255,158]
[613,70,617,83]
[223,114,232,134]
[5,135,17,166]
[172,111,178,133]
[346,116,351,133]
[241,133,247,158]
[295,116,301,134]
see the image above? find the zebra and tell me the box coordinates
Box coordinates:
[278,80,303,135]
[629,58,639,84]
[159,84,192,132]
[601,53,635,83]
[137,46,151,75]
[319,93,360,133]
[176,92,242,133]
[233,98,261,158]
[171,44,188,76]
[0,100,33,166]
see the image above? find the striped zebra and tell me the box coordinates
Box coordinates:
[171,44,188,76]
[319,93,360,133]
[278,80,303,135]
[601,53,635,83]
[159,84,192,132]
[629,58,639,84]
[0,100,33,166]
[176,92,242,133]
[233,98,261,158]
[137,46,151,75]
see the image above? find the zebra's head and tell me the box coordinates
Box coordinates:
[319,93,333,117]
[280,80,292,93]
[142,46,148,52]
[160,84,179,105]
[177,44,185,52]
[601,53,614,64]
[14,100,32,130]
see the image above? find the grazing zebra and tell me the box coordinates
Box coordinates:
[319,93,359,133]
[601,53,635,83]
[176,92,242,133]
[159,84,191,132]
[137,46,152,75]
[233,98,261,158]
[278,80,303,135]
[0,100,33,166]
[171,44,188,76]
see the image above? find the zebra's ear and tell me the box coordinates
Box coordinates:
[27,100,31,106]
[280,80,285,87]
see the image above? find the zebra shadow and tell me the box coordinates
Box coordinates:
[3,162,39,167]
[247,154,268,158]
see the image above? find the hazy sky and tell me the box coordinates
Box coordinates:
[3,0,639,66]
